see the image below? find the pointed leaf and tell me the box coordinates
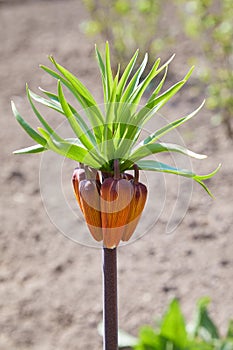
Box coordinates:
[116,49,139,101]
[147,66,168,103]
[95,45,107,102]
[136,160,216,196]
[57,80,96,150]
[193,297,220,340]
[12,101,47,146]
[128,142,207,163]
[154,53,175,76]
[160,299,188,348]
[27,85,63,142]
[134,66,195,126]
[13,144,46,154]
[193,163,221,180]
[135,160,194,177]
[40,64,104,143]
[28,87,63,114]
[95,44,106,80]
[120,53,148,103]
[49,56,100,109]
[129,58,161,107]
[39,86,97,145]
[105,41,114,101]
[38,128,101,168]
[141,101,205,144]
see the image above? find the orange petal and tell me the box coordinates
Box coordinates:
[122,182,147,242]
[100,178,133,248]
[79,180,103,242]
[72,168,86,212]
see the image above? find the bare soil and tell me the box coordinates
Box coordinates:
[0,1,232,349]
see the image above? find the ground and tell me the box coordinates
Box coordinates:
[0,1,232,349]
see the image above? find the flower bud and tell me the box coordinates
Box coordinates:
[121,180,147,241]
[122,166,147,242]
[72,166,86,212]
[79,179,103,242]
[100,160,134,249]
[72,166,102,242]
[100,177,133,248]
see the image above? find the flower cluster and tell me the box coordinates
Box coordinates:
[72,160,147,248]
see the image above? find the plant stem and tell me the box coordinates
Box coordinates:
[103,247,118,350]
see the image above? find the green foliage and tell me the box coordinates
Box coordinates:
[176,0,233,138]
[117,298,233,350]
[81,0,166,71]
[13,43,219,195]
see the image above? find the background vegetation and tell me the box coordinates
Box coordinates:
[81,0,233,138]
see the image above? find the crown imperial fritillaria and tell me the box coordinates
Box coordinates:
[12,42,220,350]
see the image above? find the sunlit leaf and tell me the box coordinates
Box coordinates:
[38,127,101,168]
[128,142,207,163]
[12,101,47,146]
[160,299,188,348]
[13,144,46,154]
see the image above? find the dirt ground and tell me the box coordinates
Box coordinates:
[0,1,232,349]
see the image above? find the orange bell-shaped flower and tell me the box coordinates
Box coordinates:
[100,160,134,249]
[73,166,102,242]
[72,165,86,212]
[122,166,147,242]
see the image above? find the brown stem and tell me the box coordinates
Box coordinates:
[103,247,118,350]
[114,159,120,180]
[133,164,139,184]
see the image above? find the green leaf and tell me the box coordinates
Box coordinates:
[154,53,175,76]
[12,101,47,147]
[128,142,207,163]
[121,53,148,103]
[28,87,63,114]
[95,44,107,102]
[116,49,139,101]
[160,299,188,349]
[147,66,168,104]
[38,87,60,103]
[105,41,114,102]
[191,297,220,341]
[40,64,104,143]
[38,86,98,145]
[193,163,221,180]
[134,66,195,126]
[13,144,46,154]
[227,320,233,339]
[141,100,205,145]
[49,56,100,109]
[38,128,101,168]
[135,159,216,196]
[135,326,161,350]
[49,56,105,139]
[133,159,194,176]
[129,58,161,107]
[26,85,63,141]
[57,80,96,150]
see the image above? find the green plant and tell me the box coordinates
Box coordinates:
[12,43,220,350]
[117,298,233,350]
[81,0,166,72]
[176,0,233,138]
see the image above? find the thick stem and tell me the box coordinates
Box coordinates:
[103,247,118,350]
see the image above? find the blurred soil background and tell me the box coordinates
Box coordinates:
[0,1,232,349]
